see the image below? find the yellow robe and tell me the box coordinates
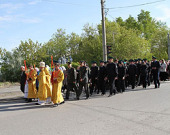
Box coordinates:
[28,69,37,99]
[44,68,52,98]
[37,68,51,101]
[51,70,64,104]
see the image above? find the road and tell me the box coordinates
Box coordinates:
[0,85,23,99]
[0,82,170,135]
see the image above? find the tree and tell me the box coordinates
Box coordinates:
[47,29,69,60]
[125,15,139,30]
[116,17,125,27]
[67,32,81,62]
[150,28,169,59]
[78,24,102,64]
[17,39,43,66]
[98,19,151,60]
[0,49,22,82]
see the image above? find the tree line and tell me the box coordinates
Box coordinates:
[0,10,169,82]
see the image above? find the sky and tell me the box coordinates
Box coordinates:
[0,0,170,51]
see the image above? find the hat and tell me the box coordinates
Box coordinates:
[129,59,133,62]
[100,60,104,63]
[143,58,147,61]
[67,62,71,65]
[152,56,156,59]
[118,60,122,64]
[91,61,97,64]
[138,58,141,61]
[55,63,60,66]
[79,60,84,63]
[108,56,113,60]
[134,59,138,62]
[40,61,45,68]
[124,59,127,61]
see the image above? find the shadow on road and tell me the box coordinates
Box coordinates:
[125,87,155,92]
[0,81,169,112]
[0,97,53,112]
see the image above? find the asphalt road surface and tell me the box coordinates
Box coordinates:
[0,82,170,135]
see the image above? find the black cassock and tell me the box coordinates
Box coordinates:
[128,64,137,89]
[151,61,160,88]
[140,64,148,88]
[20,71,26,93]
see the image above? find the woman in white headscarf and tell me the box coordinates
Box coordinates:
[160,59,167,81]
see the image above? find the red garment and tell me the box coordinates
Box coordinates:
[51,70,61,84]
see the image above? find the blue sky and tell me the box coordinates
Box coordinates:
[0,0,170,51]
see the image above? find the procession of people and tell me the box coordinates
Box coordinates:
[20,56,170,107]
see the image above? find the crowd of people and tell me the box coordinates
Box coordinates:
[20,56,170,107]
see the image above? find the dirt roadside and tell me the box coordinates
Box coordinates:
[0,85,24,99]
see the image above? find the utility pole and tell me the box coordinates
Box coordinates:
[101,0,107,61]
[168,33,170,60]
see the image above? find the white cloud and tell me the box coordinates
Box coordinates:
[0,15,41,24]
[0,15,12,21]
[21,18,41,23]
[28,0,41,5]
[0,2,41,24]
[156,5,170,22]
[0,3,24,11]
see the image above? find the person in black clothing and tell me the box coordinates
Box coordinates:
[151,56,160,88]
[125,62,129,88]
[140,60,148,89]
[127,59,137,89]
[78,61,89,100]
[117,60,126,93]
[89,61,99,95]
[114,58,119,90]
[167,61,170,78]
[143,59,151,86]
[105,57,118,96]
[98,60,106,95]
[136,59,142,86]
[66,62,78,100]
[20,66,26,93]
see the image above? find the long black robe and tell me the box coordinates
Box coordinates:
[20,71,26,93]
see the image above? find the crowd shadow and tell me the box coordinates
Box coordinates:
[0,81,168,112]
[0,97,53,112]
[125,87,155,92]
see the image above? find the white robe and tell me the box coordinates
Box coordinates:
[24,81,28,98]
[37,97,51,105]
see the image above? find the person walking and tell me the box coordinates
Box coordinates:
[66,62,78,100]
[151,56,160,88]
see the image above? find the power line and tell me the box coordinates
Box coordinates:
[107,13,114,19]
[105,0,166,10]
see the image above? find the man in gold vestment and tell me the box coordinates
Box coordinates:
[51,62,64,107]
[27,65,37,102]
[37,62,52,105]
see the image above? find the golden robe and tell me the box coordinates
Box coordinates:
[51,70,64,104]
[28,69,37,99]
[37,68,51,101]
[45,68,52,98]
